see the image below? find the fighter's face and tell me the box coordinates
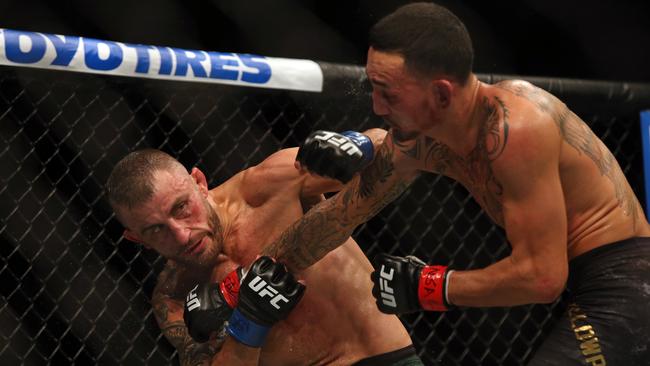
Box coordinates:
[366,47,438,141]
[119,168,222,267]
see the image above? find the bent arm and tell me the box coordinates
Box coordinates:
[152,294,221,366]
[152,267,261,365]
[447,120,569,306]
[263,132,419,272]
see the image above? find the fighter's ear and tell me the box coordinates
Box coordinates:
[123,229,150,248]
[431,79,453,108]
[190,167,209,196]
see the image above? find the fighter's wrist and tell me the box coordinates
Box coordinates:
[418,265,454,311]
[341,131,374,165]
[226,308,271,348]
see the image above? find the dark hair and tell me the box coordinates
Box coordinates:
[106,149,184,212]
[369,2,474,84]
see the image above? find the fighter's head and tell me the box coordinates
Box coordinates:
[366,2,474,139]
[106,149,223,267]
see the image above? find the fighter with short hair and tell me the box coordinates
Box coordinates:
[106,138,423,365]
[269,3,650,365]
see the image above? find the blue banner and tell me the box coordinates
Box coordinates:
[641,110,650,220]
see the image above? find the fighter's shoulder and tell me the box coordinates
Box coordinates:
[241,148,300,185]
[152,260,198,301]
[236,148,303,203]
[491,79,564,115]
[486,82,561,170]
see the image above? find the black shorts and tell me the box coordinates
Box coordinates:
[352,345,425,366]
[528,237,650,365]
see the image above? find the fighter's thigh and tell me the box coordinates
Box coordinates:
[529,301,650,366]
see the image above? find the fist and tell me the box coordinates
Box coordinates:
[226,256,305,347]
[183,267,243,343]
[296,130,374,183]
[237,256,305,326]
[371,253,452,314]
[371,253,424,314]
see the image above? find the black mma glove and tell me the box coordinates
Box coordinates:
[226,256,305,347]
[296,130,374,183]
[183,267,244,343]
[371,253,453,314]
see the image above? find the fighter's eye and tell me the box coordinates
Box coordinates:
[175,201,190,217]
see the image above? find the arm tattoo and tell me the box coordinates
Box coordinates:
[497,81,640,228]
[264,140,411,271]
[162,321,221,366]
[152,265,222,366]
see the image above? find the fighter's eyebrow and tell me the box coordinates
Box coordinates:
[367,74,389,88]
[370,78,389,88]
[140,194,189,234]
[170,195,189,215]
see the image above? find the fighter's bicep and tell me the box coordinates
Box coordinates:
[494,120,568,273]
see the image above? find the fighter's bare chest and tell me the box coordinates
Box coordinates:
[416,139,507,225]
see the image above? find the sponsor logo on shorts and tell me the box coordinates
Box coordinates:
[568,303,607,365]
[248,276,289,309]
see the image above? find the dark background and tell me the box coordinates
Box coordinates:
[2,0,650,82]
[1,1,649,365]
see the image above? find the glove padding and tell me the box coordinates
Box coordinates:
[226,256,305,347]
[296,130,374,183]
[371,253,452,314]
[183,267,243,343]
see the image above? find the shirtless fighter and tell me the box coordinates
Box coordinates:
[263,3,650,365]
[106,132,423,365]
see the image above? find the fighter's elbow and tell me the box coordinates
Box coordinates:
[533,276,566,303]
[517,260,567,303]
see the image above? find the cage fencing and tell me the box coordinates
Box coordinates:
[1,62,649,365]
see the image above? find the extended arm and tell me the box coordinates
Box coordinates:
[263,131,419,272]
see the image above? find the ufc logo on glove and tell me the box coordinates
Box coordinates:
[313,131,363,157]
[248,276,290,309]
[186,284,201,312]
[379,265,397,307]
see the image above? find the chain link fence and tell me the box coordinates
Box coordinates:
[0,64,648,365]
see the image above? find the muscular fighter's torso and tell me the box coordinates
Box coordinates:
[397,80,650,259]
[154,157,411,365]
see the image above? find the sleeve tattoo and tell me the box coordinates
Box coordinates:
[263,138,413,271]
[152,266,224,366]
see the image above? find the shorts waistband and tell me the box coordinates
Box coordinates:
[567,236,650,289]
[352,345,420,366]
[569,236,650,271]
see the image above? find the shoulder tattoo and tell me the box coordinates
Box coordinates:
[497,81,640,226]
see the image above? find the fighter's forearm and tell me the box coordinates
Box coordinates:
[447,255,567,307]
[160,320,219,366]
[263,140,414,272]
